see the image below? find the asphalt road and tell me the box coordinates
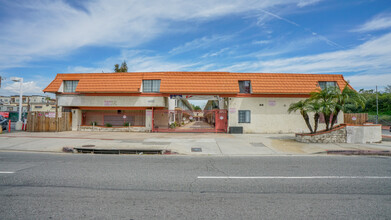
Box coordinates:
[1,152,391,219]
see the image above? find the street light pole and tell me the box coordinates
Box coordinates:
[11,77,24,130]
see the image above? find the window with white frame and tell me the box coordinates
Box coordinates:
[143,80,161,93]
[238,110,251,123]
[63,80,79,93]
[318,81,338,90]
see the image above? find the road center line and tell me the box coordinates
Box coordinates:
[0,171,15,174]
[197,176,391,179]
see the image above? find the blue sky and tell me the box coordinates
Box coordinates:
[1,0,391,96]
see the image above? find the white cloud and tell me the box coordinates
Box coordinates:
[169,35,232,54]
[353,13,391,32]
[218,32,391,89]
[345,73,391,90]
[0,0,318,69]
[255,9,343,48]
[297,0,323,7]
[252,40,272,45]
[201,47,231,58]
[68,50,201,73]
[0,81,44,96]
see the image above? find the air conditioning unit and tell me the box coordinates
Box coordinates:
[229,126,243,134]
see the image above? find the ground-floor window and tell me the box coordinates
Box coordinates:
[82,110,146,126]
[238,110,251,123]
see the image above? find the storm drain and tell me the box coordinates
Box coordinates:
[74,148,163,155]
[191,148,202,152]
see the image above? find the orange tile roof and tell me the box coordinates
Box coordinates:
[43,72,351,94]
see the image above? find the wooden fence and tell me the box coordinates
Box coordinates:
[344,113,368,125]
[26,112,72,132]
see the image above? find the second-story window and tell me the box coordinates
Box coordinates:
[64,80,79,93]
[239,80,251,93]
[318,81,337,90]
[143,80,161,93]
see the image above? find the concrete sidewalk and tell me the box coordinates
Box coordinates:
[1,131,390,155]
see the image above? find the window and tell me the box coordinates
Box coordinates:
[239,81,251,93]
[35,106,42,109]
[318,81,337,90]
[64,80,79,93]
[143,80,161,93]
[238,110,251,123]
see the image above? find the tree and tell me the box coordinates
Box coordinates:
[309,84,365,131]
[192,104,202,110]
[385,85,391,93]
[288,100,313,133]
[290,84,366,133]
[114,61,128,72]
[310,87,336,131]
[114,64,120,72]
[329,85,365,129]
[307,100,321,133]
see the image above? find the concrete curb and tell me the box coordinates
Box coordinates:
[327,150,391,156]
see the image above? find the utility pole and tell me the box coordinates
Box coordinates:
[376,85,379,124]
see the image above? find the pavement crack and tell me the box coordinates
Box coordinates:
[206,158,229,177]
[188,177,198,195]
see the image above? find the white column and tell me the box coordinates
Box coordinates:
[15,78,24,131]
[145,109,152,131]
[71,109,82,131]
[218,97,225,109]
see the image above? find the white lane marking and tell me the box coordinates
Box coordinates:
[197,176,391,179]
[0,171,15,174]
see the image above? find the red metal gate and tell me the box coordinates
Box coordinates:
[153,109,227,133]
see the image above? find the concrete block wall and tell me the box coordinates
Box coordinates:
[346,125,382,143]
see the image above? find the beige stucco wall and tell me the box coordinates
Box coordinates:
[228,97,344,133]
[154,110,169,129]
[58,95,166,107]
[31,104,55,112]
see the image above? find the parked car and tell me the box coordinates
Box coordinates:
[0,115,8,131]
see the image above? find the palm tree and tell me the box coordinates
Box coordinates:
[307,100,321,133]
[329,84,365,128]
[288,100,313,133]
[310,87,336,130]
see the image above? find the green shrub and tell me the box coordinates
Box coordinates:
[90,121,98,126]
[123,122,130,126]
[169,123,176,129]
[105,123,112,127]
